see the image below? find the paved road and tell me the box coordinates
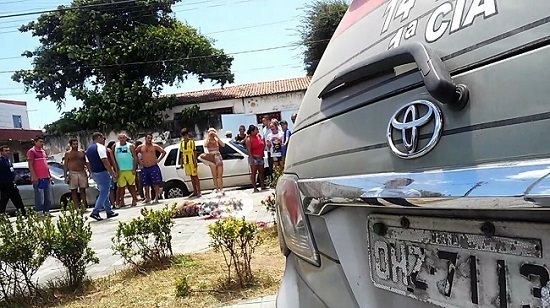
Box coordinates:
[34,188,276,285]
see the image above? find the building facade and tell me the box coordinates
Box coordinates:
[0,99,31,129]
[0,99,42,162]
[164,76,310,138]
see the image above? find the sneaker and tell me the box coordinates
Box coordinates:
[90,213,103,221]
[107,212,119,219]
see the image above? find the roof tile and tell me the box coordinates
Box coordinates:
[171,76,311,104]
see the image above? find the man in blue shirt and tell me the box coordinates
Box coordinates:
[86,132,119,221]
[0,146,26,215]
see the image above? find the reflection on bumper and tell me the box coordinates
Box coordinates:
[277,253,359,308]
[297,158,550,214]
[277,256,328,308]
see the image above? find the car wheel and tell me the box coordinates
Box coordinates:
[61,194,71,210]
[164,181,190,199]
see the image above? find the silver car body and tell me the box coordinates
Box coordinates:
[277,1,550,307]
[6,162,99,213]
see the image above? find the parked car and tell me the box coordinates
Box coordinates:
[6,162,99,213]
[159,138,268,198]
[276,1,550,308]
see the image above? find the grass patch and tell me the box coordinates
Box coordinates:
[47,227,284,308]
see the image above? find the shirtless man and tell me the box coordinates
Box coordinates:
[136,133,166,204]
[64,138,88,209]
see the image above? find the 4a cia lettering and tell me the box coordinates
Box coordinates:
[383,0,498,49]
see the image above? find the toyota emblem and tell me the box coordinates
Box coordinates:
[387,100,443,159]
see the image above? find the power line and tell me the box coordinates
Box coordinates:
[0,0,267,36]
[0,16,299,61]
[0,0,32,5]
[0,0,139,19]
[0,38,314,75]
[0,62,303,95]
[0,15,295,39]
[0,0,255,22]
[206,19,293,34]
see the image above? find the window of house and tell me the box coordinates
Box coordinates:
[12,115,22,128]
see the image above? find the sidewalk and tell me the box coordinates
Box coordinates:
[34,188,275,284]
[225,295,276,308]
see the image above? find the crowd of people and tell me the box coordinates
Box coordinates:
[179,113,296,195]
[0,112,298,219]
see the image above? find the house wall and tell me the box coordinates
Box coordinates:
[165,90,305,120]
[0,103,30,129]
[44,130,173,158]
[241,91,304,114]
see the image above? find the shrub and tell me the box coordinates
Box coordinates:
[269,167,283,189]
[174,276,191,298]
[0,212,49,303]
[112,206,175,270]
[42,204,98,290]
[260,193,276,224]
[207,217,264,287]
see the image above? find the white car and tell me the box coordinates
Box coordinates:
[158,138,268,198]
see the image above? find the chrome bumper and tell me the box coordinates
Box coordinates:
[297,158,550,215]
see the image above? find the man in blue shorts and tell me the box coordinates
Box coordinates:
[135,133,166,204]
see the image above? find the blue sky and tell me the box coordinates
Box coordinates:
[0,0,310,129]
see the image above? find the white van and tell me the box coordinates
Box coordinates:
[276,1,550,307]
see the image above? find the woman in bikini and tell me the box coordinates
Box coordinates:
[199,128,225,193]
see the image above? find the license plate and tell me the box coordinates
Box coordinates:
[367,215,550,308]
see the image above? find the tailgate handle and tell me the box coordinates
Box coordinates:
[318,42,469,110]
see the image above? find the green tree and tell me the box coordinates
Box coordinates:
[13,0,233,134]
[43,109,82,135]
[299,0,348,76]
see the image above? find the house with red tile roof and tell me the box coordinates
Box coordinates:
[0,99,43,162]
[164,76,311,138]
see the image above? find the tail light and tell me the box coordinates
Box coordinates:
[276,174,319,266]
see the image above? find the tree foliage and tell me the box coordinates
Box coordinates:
[298,0,348,76]
[43,109,82,135]
[13,0,234,134]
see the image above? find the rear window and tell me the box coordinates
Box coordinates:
[164,149,178,166]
